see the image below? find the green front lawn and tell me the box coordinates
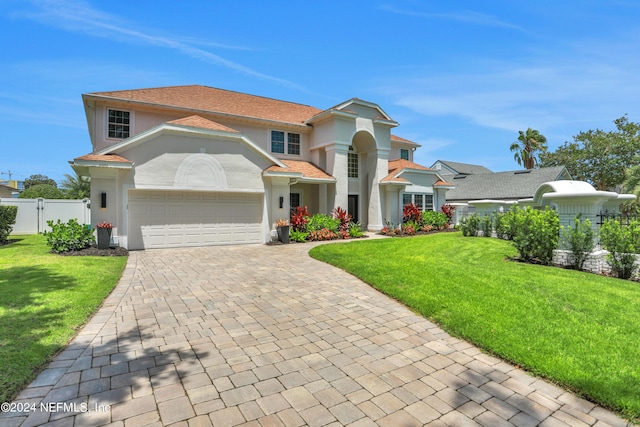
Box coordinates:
[310,232,640,422]
[0,235,127,403]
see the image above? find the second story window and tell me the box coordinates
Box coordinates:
[108,109,131,139]
[400,148,409,160]
[348,146,358,178]
[271,130,301,155]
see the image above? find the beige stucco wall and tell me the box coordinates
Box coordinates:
[118,134,269,191]
[91,103,312,160]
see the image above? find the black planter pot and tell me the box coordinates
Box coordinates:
[277,225,290,244]
[97,227,112,249]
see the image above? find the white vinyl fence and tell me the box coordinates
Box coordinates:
[0,198,91,234]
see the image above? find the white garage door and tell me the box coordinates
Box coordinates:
[128,190,264,250]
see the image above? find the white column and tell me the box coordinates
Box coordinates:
[367,153,388,231]
[325,144,349,211]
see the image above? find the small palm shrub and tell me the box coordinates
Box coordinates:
[44,219,95,253]
[289,229,309,243]
[348,221,364,238]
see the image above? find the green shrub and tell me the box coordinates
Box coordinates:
[510,207,559,265]
[480,215,493,237]
[289,229,309,243]
[307,214,340,232]
[561,215,596,270]
[494,210,514,240]
[348,221,364,238]
[18,184,66,199]
[422,210,449,229]
[460,214,481,237]
[44,219,95,253]
[600,219,640,279]
[0,205,18,244]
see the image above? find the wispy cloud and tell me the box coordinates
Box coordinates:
[20,0,305,91]
[382,57,640,140]
[380,4,525,32]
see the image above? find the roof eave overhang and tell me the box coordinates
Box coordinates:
[263,171,336,184]
[305,109,358,125]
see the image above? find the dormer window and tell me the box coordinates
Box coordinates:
[400,149,409,161]
[108,109,131,139]
[271,130,300,155]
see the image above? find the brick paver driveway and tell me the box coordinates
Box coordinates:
[1,243,632,426]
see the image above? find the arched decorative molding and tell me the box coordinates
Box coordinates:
[174,153,228,189]
[350,129,377,152]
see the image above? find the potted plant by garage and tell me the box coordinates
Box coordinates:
[275,218,290,244]
[96,221,113,249]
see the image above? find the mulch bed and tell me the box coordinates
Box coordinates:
[59,246,129,256]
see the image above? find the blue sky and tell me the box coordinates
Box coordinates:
[2,0,640,184]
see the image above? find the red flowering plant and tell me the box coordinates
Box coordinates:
[290,206,310,232]
[331,206,352,232]
[403,203,421,223]
[96,221,113,229]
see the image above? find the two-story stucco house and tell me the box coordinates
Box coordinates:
[70,85,453,250]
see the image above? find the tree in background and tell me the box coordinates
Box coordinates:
[510,128,548,169]
[19,184,66,199]
[540,115,640,191]
[60,173,90,199]
[23,174,57,189]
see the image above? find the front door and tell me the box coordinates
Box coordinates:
[348,195,359,222]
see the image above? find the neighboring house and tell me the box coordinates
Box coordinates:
[442,165,571,204]
[431,160,493,176]
[71,85,454,250]
[0,183,18,198]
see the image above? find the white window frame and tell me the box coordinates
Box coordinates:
[348,146,358,178]
[270,130,301,156]
[106,108,133,140]
[403,193,434,211]
[400,148,409,161]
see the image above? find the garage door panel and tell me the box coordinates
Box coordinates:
[128,190,263,249]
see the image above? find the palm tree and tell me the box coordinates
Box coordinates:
[60,173,90,199]
[510,128,548,169]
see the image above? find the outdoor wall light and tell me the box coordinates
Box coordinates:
[101,192,107,209]
[279,196,284,209]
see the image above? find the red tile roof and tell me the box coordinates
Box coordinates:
[89,85,323,125]
[74,154,131,163]
[390,134,420,146]
[167,115,239,133]
[266,160,334,181]
[383,159,432,183]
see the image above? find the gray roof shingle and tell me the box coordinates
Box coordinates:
[446,166,570,202]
